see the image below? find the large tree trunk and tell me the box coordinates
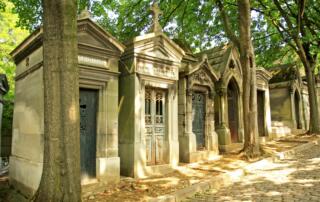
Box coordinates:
[34,0,81,201]
[238,0,260,158]
[303,60,320,133]
[294,41,320,133]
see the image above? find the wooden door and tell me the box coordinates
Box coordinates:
[227,85,238,143]
[145,88,166,165]
[257,90,265,137]
[80,89,98,180]
[192,92,206,150]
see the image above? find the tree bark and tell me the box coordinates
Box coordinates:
[301,56,320,133]
[238,0,260,157]
[34,0,81,201]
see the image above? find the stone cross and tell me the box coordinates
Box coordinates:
[150,2,163,33]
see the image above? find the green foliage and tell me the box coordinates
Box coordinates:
[7,0,320,69]
[0,0,29,100]
[253,0,320,69]
[0,0,5,11]
[9,0,41,31]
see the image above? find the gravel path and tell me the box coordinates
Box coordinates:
[187,144,320,202]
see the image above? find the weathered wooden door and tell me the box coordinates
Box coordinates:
[145,88,166,165]
[227,84,238,143]
[192,92,206,149]
[257,90,265,137]
[80,89,98,180]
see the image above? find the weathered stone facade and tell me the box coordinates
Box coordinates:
[118,26,184,178]
[269,64,309,138]
[9,18,124,196]
[197,44,244,152]
[256,68,272,142]
[178,53,219,163]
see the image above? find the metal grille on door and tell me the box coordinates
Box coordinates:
[145,88,166,165]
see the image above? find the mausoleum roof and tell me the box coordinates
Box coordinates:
[11,18,125,64]
[196,43,242,79]
[269,64,301,83]
[256,67,272,82]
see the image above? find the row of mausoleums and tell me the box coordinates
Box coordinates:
[9,16,313,196]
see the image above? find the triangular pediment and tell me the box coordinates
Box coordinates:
[222,46,242,76]
[77,18,125,55]
[125,33,185,63]
[187,57,219,82]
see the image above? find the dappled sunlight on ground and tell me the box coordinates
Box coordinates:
[81,154,257,201]
[188,144,320,202]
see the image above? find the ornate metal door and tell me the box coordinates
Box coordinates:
[192,92,206,150]
[257,90,265,137]
[145,88,166,165]
[80,89,98,180]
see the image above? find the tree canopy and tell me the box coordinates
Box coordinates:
[9,0,319,70]
[0,0,29,100]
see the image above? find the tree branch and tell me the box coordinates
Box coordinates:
[253,32,279,41]
[273,0,296,37]
[180,0,189,32]
[216,0,240,49]
[163,0,185,27]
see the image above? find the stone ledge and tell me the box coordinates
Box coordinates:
[273,138,320,161]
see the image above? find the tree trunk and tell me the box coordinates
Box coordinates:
[238,0,260,158]
[304,61,320,133]
[295,42,320,134]
[34,0,81,201]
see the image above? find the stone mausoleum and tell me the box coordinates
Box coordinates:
[177,46,219,163]
[269,64,309,137]
[256,67,272,142]
[9,16,124,196]
[198,44,245,152]
[118,4,183,177]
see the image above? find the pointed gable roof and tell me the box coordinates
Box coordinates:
[183,54,219,82]
[196,43,242,78]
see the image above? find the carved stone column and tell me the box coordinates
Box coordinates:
[215,87,231,146]
[206,92,219,153]
[185,89,193,134]
[289,87,296,128]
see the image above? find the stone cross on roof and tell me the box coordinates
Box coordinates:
[150,2,163,33]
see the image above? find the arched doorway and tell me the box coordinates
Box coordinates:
[227,78,239,143]
[294,91,301,129]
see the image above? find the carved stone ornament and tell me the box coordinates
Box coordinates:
[137,62,178,80]
[78,6,91,19]
[190,69,211,86]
